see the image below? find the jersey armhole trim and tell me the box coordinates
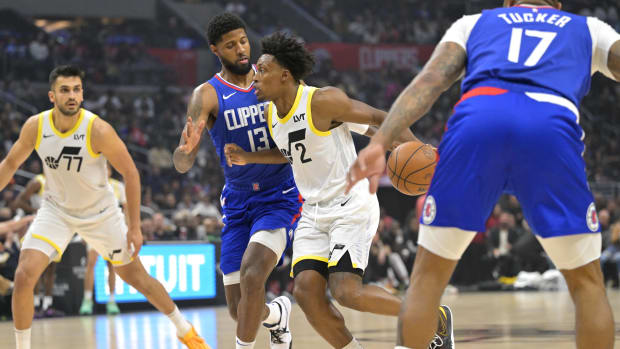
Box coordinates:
[86,115,101,158]
[34,113,43,151]
[307,87,331,137]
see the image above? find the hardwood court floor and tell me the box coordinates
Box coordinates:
[3,290,620,348]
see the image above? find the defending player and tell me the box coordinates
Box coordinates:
[173,13,301,349]
[0,65,209,349]
[347,1,620,348]
[224,32,454,349]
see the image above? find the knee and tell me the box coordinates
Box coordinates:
[239,265,268,292]
[292,277,325,313]
[330,284,363,310]
[14,266,38,290]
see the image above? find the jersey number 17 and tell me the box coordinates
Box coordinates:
[507,28,557,66]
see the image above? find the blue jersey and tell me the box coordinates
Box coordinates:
[207,71,293,191]
[460,6,592,107]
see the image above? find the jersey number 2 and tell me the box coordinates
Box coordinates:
[507,28,557,67]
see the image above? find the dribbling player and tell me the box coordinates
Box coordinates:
[348,1,620,348]
[225,32,454,349]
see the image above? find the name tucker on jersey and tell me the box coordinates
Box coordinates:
[224,102,268,131]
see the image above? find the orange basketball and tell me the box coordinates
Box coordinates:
[387,141,437,196]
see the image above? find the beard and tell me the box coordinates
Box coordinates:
[57,103,81,116]
[221,57,252,75]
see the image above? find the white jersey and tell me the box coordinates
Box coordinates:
[267,85,371,204]
[34,108,117,217]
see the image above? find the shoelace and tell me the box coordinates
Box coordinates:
[270,328,289,344]
[428,334,444,349]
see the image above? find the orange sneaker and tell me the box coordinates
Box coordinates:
[178,326,211,349]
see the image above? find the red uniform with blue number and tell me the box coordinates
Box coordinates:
[207,69,302,275]
[420,5,620,237]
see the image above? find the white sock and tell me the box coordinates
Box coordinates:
[343,338,364,349]
[108,293,115,302]
[15,328,31,349]
[166,306,192,337]
[84,290,93,301]
[263,302,281,326]
[42,296,53,311]
[235,337,255,349]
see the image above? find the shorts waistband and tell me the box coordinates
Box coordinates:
[457,86,579,119]
[225,173,293,192]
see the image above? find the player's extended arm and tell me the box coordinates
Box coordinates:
[371,42,466,148]
[0,116,38,192]
[224,144,287,165]
[92,119,142,257]
[609,40,620,81]
[346,42,466,194]
[12,179,41,213]
[173,83,216,173]
[312,89,417,144]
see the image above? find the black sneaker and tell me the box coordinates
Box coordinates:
[428,305,454,349]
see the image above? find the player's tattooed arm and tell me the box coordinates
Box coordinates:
[0,115,38,192]
[372,42,466,148]
[609,40,620,81]
[173,83,217,173]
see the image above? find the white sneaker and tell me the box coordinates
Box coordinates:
[263,296,292,349]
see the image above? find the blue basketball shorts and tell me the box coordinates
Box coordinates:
[219,176,302,275]
[420,87,601,238]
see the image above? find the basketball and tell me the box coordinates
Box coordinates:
[387,141,437,196]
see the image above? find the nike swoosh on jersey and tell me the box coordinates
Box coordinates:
[282,187,295,194]
[43,134,53,138]
[223,92,237,100]
[340,197,352,206]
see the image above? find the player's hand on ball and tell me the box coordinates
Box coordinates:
[224,143,248,167]
[127,226,143,259]
[178,116,206,154]
[346,141,386,195]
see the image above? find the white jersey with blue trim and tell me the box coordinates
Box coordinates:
[34,108,117,217]
[440,4,620,108]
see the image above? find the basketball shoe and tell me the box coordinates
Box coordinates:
[178,326,210,349]
[428,305,454,349]
[263,296,292,349]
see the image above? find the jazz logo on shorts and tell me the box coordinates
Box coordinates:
[422,195,437,225]
[586,202,599,232]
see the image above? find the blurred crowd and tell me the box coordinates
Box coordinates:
[1,1,620,312]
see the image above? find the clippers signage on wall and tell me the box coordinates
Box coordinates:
[306,43,435,71]
[94,244,217,303]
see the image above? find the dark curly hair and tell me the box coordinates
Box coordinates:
[261,32,315,82]
[49,65,85,88]
[207,12,247,46]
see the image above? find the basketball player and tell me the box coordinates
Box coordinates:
[79,165,125,315]
[347,1,620,348]
[173,13,301,349]
[224,32,454,349]
[0,65,209,349]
